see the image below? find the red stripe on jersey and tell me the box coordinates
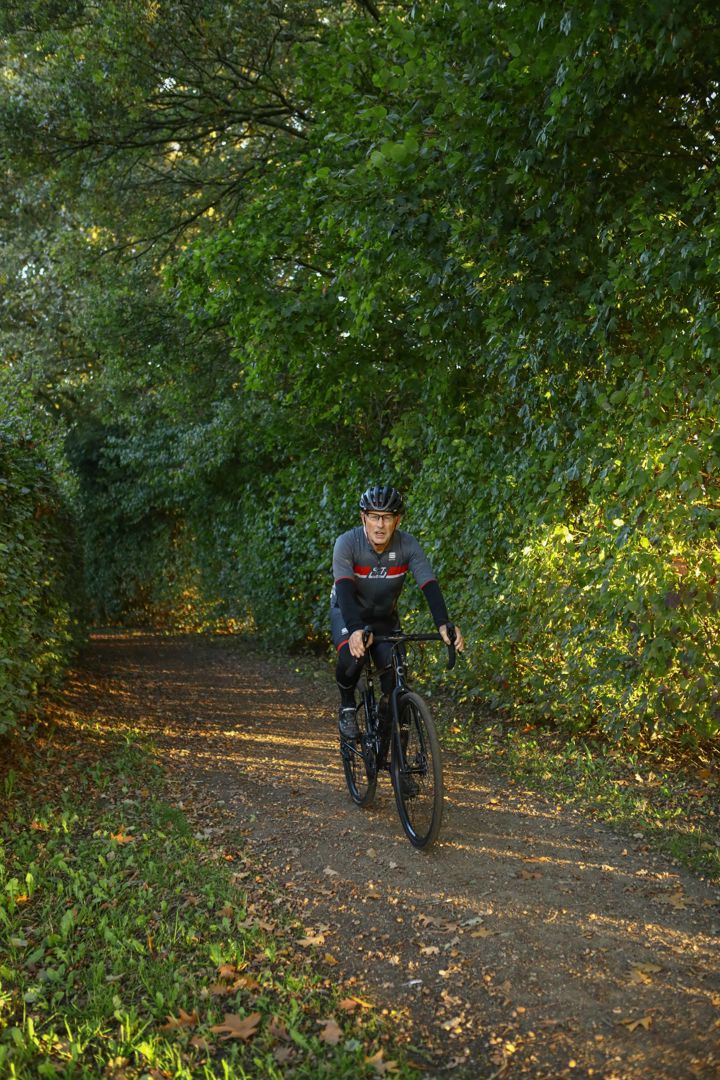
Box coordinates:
[353,565,371,577]
[337,638,349,651]
[387,563,409,577]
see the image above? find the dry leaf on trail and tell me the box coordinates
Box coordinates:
[298,931,326,947]
[210,1012,261,1041]
[518,868,543,880]
[318,1018,343,1045]
[662,891,687,910]
[417,914,444,928]
[324,952,339,966]
[189,1035,210,1052]
[160,1008,198,1031]
[419,945,440,956]
[219,904,234,919]
[339,995,373,1012]
[365,1048,399,1074]
[323,866,339,877]
[256,919,277,932]
[619,1015,653,1033]
[629,963,662,985]
[274,1046,295,1064]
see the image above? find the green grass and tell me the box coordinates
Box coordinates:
[438,712,720,883]
[0,726,418,1079]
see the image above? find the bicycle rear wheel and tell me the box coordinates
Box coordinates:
[391,691,443,848]
[341,704,377,808]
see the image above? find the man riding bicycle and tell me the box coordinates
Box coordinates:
[330,484,465,739]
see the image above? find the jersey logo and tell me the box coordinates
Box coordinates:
[353,563,408,580]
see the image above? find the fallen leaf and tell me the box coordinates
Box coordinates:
[318,1018,343,1045]
[339,996,373,1012]
[210,1012,261,1041]
[160,1008,198,1031]
[324,952,339,966]
[268,1017,291,1042]
[110,831,135,844]
[189,1035,210,1052]
[298,932,325,947]
[419,945,440,956]
[323,867,339,877]
[417,914,443,928]
[619,1015,653,1033]
[365,1048,399,1074]
[219,905,234,919]
[518,868,543,880]
[273,1046,295,1064]
[628,963,662,985]
[217,963,237,981]
[471,928,496,939]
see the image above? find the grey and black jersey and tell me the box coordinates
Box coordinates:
[330,526,444,648]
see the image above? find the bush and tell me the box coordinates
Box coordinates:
[0,413,84,735]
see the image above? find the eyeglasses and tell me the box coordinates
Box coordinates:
[363,512,397,525]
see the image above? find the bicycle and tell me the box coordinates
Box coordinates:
[340,625,456,849]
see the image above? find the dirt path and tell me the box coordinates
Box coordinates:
[64,633,719,1079]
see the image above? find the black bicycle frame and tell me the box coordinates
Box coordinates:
[360,627,456,751]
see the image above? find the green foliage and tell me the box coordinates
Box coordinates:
[0,410,84,734]
[1,0,719,745]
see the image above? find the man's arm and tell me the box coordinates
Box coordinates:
[408,537,465,650]
[332,531,365,635]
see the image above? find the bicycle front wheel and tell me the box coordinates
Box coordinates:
[341,705,377,808]
[391,691,443,849]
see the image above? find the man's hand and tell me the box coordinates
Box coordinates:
[440,624,465,652]
[349,628,372,658]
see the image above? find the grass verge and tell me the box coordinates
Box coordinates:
[289,643,720,885]
[436,710,720,884]
[0,722,417,1079]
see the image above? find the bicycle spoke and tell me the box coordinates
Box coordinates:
[341,703,376,807]
[392,692,443,848]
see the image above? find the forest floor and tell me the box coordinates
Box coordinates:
[21,632,720,1078]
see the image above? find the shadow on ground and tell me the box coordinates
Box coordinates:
[57,632,720,1080]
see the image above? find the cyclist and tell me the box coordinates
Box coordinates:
[331,484,465,738]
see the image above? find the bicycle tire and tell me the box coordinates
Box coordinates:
[341,704,377,808]
[391,691,443,848]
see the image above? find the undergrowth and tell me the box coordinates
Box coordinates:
[0,719,417,1079]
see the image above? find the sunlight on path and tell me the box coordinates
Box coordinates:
[66,632,720,1080]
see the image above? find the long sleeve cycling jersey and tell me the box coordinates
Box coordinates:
[330,526,449,639]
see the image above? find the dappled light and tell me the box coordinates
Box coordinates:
[44,631,720,1078]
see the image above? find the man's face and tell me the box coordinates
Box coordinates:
[362,511,400,552]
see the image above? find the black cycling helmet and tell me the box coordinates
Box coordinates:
[359,484,404,515]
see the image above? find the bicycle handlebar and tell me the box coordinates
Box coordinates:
[362,624,457,670]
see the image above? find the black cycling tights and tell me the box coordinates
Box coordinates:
[336,639,395,704]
